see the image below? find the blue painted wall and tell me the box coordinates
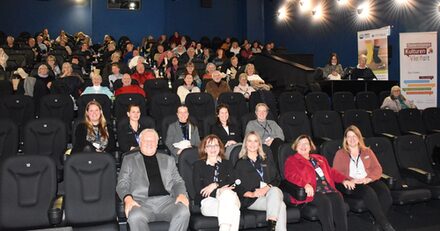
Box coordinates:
[164,0,246,41]
[0,0,250,46]
[0,0,92,37]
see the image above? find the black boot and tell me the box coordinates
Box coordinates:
[267,220,276,231]
[381,223,396,231]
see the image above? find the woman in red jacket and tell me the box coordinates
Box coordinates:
[284,135,354,231]
[333,125,395,231]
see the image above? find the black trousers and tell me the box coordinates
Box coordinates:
[348,180,392,226]
[309,192,347,231]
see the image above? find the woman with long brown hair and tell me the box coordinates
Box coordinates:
[72,101,114,153]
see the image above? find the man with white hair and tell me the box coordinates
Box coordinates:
[117,129,190,231]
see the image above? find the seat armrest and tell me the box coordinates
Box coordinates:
[380,133,397,139]
[406,131,423,136]
[401,167,432,184]
[279,180,307,201]
[189,200,201,214]
[48,196,63,225]
[336,183,353,195]
[116,196,127,221]
[381,173,395,189]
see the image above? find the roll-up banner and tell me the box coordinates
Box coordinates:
[358,26,391,80]
[400,32,437,109]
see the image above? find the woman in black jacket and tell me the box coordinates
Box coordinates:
[193,134,241,231]
[234,131,286,231]
[210,104,242,157]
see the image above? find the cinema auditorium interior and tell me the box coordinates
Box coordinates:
[0,0,440,230]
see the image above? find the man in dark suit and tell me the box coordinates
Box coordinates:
[116,128,190,231]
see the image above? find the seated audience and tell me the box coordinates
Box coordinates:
[322,53,344,80]
[203,62,217,79]
[221,37,231,51]
[205,70,231,100]
[202,48,212,64]
[240,43,253,63]
[211,104,241,158]
[351,54,376,80]
[81,73,114,99]
[235,131,287,231]
[117,129,190,231]
[166,56,184,82]
[223,56,241,80]
[212,48,227,68]
[251,41,262,54]
[115,74,145,97]
[32,63,55,97]
[0,48,7,71]
[245,103,284,147]
[284,135,355,231]
[165,105,201,162]
[244,63,271,91]
[117,104,150,153]
[177,74,201,103]
[179,47,198,65]
[131,62,155,88]
[51,62,83,99]
[108,63,123,90]
[72,101,115,153]
[153,44,165,63]
[333,126,395,231]
[46,55,61,76]
[380,85,416,112]
[234,73,255,100]
[229,41,241,56]
[179,62,202,88]
[193,135,241,231]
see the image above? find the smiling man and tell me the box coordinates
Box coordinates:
[116,128,190,231]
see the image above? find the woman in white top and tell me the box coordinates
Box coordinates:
[177,74,201,103]
[229,41,241,56]
[380,85,416,112]
[244,63,271,91]
[233,73,255,100]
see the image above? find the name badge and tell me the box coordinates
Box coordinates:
[260,181,268,188]
[315,167,325,178]
[230,132,235,135]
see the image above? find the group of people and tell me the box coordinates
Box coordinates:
[321,53,377,81]
[114,121,396,231]
[3,30,275,109]
[72,96,397,231]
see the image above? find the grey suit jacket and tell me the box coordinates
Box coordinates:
[165,121,201,160]
[116,152,188,204]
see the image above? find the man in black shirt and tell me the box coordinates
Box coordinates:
[117,129,190,231]
[351,54,377,80]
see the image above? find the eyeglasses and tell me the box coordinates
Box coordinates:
[206,144,220,149]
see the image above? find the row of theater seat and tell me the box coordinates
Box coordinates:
[1,91,439,157]
[2,132,439,230]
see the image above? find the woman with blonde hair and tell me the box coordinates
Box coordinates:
[234,131,286,231]
[72,101,114,153]
[333,125,395,231]
[193,134,241,231]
